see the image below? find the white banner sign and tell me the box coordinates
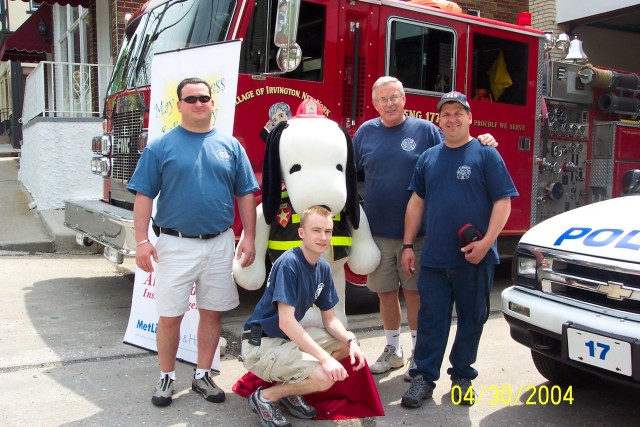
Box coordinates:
[123,41,242,369]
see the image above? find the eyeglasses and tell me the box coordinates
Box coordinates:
[180,95,211,104]
[374,94,404,106]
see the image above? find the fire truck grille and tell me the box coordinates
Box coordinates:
[538,250,640,315]
[111,110,142,182]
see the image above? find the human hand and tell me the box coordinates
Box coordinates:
[322,357,348,382]
[461,239,491,264]
[401,248,416,275]
[135,242,158,273]
[478,133,498,147]
[349,343,367,371]
[235,239,256,268]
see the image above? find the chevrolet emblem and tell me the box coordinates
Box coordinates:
[596,281,633,300]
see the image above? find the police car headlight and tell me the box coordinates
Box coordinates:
[513,249,538,289]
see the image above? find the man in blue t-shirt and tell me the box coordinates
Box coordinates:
[241,206,366,427]
[353,76,497,380]
[128,77,259,407]
[400,91,518,408]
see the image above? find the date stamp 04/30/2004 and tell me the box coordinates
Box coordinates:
[451,385,574,406]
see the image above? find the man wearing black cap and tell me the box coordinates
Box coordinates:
[399,91,518,408]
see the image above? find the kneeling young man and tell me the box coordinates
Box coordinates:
[241,205,366,427]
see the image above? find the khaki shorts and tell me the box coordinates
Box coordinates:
[154,228,239,317]
[241,327,339,383]
[366,236,424,293]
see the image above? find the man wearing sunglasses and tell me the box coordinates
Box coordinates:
[128,77,259,407]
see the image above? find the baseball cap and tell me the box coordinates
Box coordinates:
[437,91,471,111]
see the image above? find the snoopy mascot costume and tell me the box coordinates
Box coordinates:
[233,99,380,327]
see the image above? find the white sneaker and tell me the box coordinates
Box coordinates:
[404,353,417,381]
[370,344,404,374]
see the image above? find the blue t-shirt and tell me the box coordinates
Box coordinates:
[353,116,443,238]
[243,247,338,339]
[127,126,259,235]
[409,139,519,267]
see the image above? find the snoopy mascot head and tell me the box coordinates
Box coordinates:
[233,99,380,327]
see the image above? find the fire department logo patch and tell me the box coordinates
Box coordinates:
[401,138,417,151]
[276,204,291,227]
[457,165,471,180]
[216,149,231,160]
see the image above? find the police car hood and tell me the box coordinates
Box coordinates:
[520,196,640,263]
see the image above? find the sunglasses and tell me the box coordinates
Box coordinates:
[181,95,211,104]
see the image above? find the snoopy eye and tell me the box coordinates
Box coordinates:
[336,164,343,172]
[289,164,301,174]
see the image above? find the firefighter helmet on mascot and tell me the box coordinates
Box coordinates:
[232,98,380,327]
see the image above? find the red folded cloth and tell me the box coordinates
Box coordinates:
[232,358,384,420]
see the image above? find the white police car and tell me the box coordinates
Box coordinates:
[501,170,640,387]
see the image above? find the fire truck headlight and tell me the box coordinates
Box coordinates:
[513,250,538,289]
[91,157,111,177]
[92,135,111,155]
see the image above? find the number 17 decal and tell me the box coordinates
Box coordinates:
[585,340,610,360]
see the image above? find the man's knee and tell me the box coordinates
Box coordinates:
[331,341,349,361]
[307,366,335,392]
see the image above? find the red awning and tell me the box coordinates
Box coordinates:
[20,0,90,7]
[1,4,52,63]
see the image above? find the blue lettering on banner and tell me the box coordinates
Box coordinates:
[136,319,158,333]
[554,227,640,250]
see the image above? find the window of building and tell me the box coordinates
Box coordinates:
[55,4,92,115]
[387,19,456,93]
[29,1,43,12]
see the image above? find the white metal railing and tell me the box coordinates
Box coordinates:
[22,61,114,123]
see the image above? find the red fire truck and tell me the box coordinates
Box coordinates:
[64,0,640,309]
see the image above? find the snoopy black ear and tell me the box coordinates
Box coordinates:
[262,121,288,225]
[341,126,360,229]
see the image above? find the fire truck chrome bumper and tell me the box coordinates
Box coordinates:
[64,199,136,259]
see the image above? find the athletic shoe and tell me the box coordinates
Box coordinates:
[192,371,225,403]
[401,376,433,408]
[403,353,417,382]
[280,394,317,419]
[370,344,404,374]
[151,374,174,407]
[451,378,477,406]
[249,387,292,427]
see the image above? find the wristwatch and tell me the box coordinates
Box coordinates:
[347,337,360,347]
[401,243,414,250]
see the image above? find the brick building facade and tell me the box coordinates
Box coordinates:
[458,0,530,24]
[110,0,147,58]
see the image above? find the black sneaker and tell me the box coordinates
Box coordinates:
[451,378,477,406]
[248,387,292,427]
[151,374,174,407]
[401,376,433,408]
[280,395,317,419]
[192,371,225,403]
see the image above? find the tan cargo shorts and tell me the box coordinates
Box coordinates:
[241,327,339,383]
